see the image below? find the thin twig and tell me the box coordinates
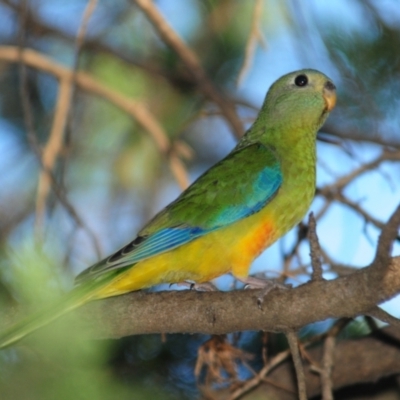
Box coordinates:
[320,335,335,400]
[168,152,190,189]
[314,150,400,227]
[309,321,348,400]
[17,0,39,158]
[366,306,400,329]
[319,248,357,276]
[35,0,100,257]
[318,190,386,231]
[373,204,400,269]
[35,75,74,231]
[59,0,100,258]
[15,12,101,255]
[323,123,400,150]
[75,0,98,54]
[133,0,244,138]
[232,319,352,399]
[229,348,292,400]
[308,212,324,281]
[322,150,400,193]
[286,331,307,400]
[236,0,266,87]
[3,0,182,79]
[62,0,99,173]
[261,332,268,366]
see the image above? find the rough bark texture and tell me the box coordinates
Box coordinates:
[73,256,400,339]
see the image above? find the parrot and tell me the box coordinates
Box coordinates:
[0,69,336,349]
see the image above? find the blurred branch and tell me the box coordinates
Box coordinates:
[33,0,101,251]
[319,335,335,400]
[323,123,400,150]
[310,319,347,400]
[216,326,400,400]
[62,0,99,155]
[133,0,244,138]
[319,248,358,277]
[229,347,293,399]
[15,1,101,255]
[35,72,74,231]
[322,149,400,193]
[75,0,98,57]
[333,193,386,230]
[366,306,400,329]
[0,46,168,148]
[230,319,348,400]
[372,204,400,273]
[236,0,266,87]
[0,45,190,188]
[1,0,196,87]
[316,149,400,233]
[286,331,307,400]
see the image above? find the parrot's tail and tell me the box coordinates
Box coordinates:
[0,273,116,350]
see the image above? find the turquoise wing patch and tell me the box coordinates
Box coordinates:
[75,143,282,283]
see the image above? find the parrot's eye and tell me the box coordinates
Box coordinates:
[295,75,308,87]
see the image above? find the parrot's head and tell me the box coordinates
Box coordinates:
[267,69,336,131]
[248,69,336,146]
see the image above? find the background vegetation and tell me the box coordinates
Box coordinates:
[0,0,400,399]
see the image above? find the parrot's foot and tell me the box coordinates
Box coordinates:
[174,281,217,292]
[237,277,291,308]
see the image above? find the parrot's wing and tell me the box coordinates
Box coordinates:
[75,142,282,283]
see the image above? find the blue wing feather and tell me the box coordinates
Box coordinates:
[210,163,281,226]
[118,227,208,264]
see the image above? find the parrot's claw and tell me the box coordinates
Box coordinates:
[237,277,291,309]
[174,281,217,292]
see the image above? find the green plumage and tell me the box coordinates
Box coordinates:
[0,69,336,349]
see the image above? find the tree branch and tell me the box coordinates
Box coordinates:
[286,331,307,400]
[0,45,190,188]
[133,0,244,138]
[69,256,400,339]
[213,326,400,400]
[308,212,324,281]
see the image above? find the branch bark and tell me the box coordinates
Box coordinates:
[74,256,400,339]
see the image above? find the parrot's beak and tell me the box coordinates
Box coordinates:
[323,81,336,111]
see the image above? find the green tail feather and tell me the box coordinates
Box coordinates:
[0,273,116,349]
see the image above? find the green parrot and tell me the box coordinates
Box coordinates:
[0,69,336,348]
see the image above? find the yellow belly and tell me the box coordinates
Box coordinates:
[94,209,277,299]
